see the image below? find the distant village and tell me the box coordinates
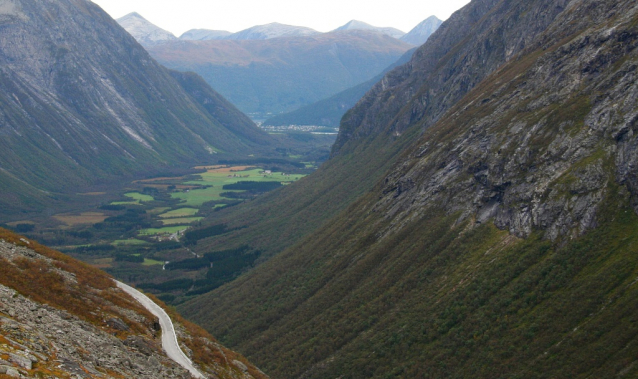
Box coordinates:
[227,170,292,178]
[258,124,339,134]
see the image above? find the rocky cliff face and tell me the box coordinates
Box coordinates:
[178,0,638,378]
[377,0,638,241]
[0,229,266,378]
[333,0,570,155]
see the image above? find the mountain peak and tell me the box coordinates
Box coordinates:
[400,15,443,45]
[120,11,143,19]
[116,11,176,46]
[180,28,232,40]
[226,22,320,40]
[334,19,405,39]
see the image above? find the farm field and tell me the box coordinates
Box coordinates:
[53,212,108,226]
[11,163,311,305]
[159,208,199,218]
[112,239,149,246]
[139,226,189,236]
[143,258,164,266]
[161,217,203,225]
[171,167,303,206]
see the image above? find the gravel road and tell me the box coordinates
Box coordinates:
[116,281,206,378]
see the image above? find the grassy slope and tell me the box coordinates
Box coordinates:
[182,185,638,379]
[188,128,416,259]
[183,0,564,262]
[177,1,638,377]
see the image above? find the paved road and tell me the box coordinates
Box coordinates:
[116,281,206,378]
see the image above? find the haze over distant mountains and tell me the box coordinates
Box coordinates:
[263,47,418,128]
[147,31,412,118]
[118,12,440,46]
[226,22,320,40]
[400,15,442,45]
[180,28,232,40]
[334,19,405,39]
[117,13,438,118]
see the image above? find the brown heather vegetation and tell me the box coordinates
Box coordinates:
[0,228,267,378]
[0,228,156,338]
[146,292,268,379]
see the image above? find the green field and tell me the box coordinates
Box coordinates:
[142,258,164,266]
[172,168,304,206]
[159,208,199,218]
[138,226,189,236]
[112,239,148,246]
[110,201,141,206]
[161,217,203,225]
[187,168,303,186]
[149,207,171,215]
[124,192,154,202]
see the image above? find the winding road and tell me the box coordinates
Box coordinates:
[115,281,206,379]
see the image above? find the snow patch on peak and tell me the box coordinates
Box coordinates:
[226,23,320,40]
[334,20,405,39]
[116,12,176,46]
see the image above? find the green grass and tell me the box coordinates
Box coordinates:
[143,258,164,266]
[159,208,200,218]
[110,201,140,205]
[172,168,305,206]
[112,239,148,246]
[148,207,171,215]
[186,168,304,186]
[124,192,154,202]
[138,226,189,236]
[161,217,203,225]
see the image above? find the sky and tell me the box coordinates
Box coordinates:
[90,0,471,37]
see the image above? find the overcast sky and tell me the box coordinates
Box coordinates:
[91,0,471,36]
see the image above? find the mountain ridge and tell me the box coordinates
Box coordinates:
[335,19,405,39]
[180,29,232,40]
[148,30,413,117]
[400,15,442,45]
[0,0,275,216]
[262,47,417,127]
[116,12,177,46]
[226,22,320,40]
[177,0,638,378]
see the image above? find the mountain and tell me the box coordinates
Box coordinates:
[176,0,638,378]
[400,15,442,45]
[147,31,413,118]
[179,24,318,42]
[262,47,417,128]
[180,28,232,40]
[116,12,177,46]
[335,20,405,39]
[0,228,266,378]
[0,0,275,216]
[226,22,320,40]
